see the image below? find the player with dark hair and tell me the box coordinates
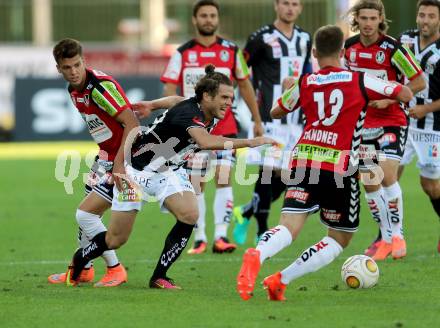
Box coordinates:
[66,65,276,290]
[235,25,413,301]
[233,0,312,246]
[48,38,141,287]
[344,0,425,260]
[161,0,263,255]
[399,0,440,252]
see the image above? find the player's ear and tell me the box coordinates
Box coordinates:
[56,64,61,73]
[191,15,197,27]
[312,47,317,59]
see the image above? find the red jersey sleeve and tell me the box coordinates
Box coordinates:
[160,51,182,85]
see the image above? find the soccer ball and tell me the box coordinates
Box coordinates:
[341,255,379,289]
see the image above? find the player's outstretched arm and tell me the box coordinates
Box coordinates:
[132,96,185,119]
[113,109,140,191]
[188,127,276,150]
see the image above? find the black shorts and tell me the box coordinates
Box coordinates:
[359,126,408,168]
[84,158,114,203]
[281,168,360,232]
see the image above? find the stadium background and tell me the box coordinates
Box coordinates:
[1,1,439,328]
[0,0,420,142]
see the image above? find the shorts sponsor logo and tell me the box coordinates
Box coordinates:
[377,133,396,148]
[362,127,384,140]
[429,145,438,158]
[117,180,141,202]
[321,208,341,222]
[285,188,309,203]
[359,144,377,160]
[299,240,329,263]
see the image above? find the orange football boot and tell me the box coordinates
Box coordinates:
[263,272,287,301]
[94,264,127,287]
[236,248,261,301]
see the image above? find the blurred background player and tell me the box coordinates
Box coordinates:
[399,0,440,253]
[233,0,312,245]
[344,0,425,261]
[160,0,263,254]
[236,25,413,301]
[48,38,141,287]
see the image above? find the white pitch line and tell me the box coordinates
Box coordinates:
[0,257,292,266]
[0,254,434,267]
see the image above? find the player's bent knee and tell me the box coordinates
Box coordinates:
[421,182,440,199]
[105,233,128,249]
[177,209,199,225]
[328,230,353,249]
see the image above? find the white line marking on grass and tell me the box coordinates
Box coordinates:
[0,257,290,266]
[0,253,435,267]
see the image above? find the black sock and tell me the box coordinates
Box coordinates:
[254,170,272,236]
[241,169,264,219]
[151,220,194,281]
[430,197,440,217]
[271,175,286,202]
[72,231,108,280]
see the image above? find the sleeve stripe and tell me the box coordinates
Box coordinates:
[91,88,119,116]
[235,48,250,79]
[100,81,127,108]
[392,49,421,79]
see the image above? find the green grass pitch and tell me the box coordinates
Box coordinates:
[0,149,439,328]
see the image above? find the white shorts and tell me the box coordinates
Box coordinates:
[111,180,143,212]
[184,149,235,176]
[127,165,195,212]
[246,121,302,170]
[400,127,440,179]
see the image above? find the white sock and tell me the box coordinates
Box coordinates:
[256,225,292,264]
[280,236,343,285]
[78,227,92,269]
[194,193,207,242]
[76,209,119,267]
[365,189,392,243]
[214,187,233,240]
[383,182,404,238]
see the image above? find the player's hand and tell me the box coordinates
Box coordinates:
[249,136,278,148]
[368,99,396,109]
[409,105,428,119]
[132,101,154,119]
[282,77,296,91]
[253,121,264,137]
[112,162,127,192]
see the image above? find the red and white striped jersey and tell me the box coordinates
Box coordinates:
[344,34,422,128]
[69,69,131,161]
[278,66,403,174]
[160,37,250,136]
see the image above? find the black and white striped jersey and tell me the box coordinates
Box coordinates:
[244,24,312,124]
[130,97,215,172]
[400,29,440,132]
